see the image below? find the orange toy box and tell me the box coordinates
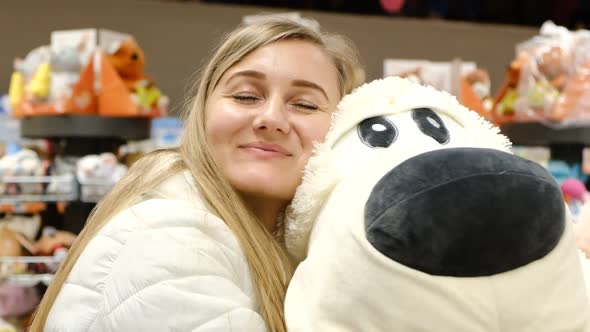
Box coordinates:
[8,29,168,119]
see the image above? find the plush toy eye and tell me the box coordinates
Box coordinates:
[412,108,449,144]
[357,116,398,148]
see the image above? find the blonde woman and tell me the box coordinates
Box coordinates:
[30,19,365,332]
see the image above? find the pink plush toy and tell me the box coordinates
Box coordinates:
[561,178,588,220]
[561,178,587,203]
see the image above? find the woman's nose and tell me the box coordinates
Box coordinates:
[252,98,291,134]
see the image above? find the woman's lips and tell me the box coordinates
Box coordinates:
[239,142,293,158]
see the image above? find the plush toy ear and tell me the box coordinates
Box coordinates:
[105,40,122,55]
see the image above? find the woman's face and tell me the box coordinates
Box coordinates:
[206,39,341,203]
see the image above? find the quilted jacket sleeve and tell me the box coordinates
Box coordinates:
[46,199,267,332]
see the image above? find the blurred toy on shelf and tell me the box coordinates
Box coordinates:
[0,147,77,203]
[0,225,71,282]
[493,21,590,127]
[0,215,41,244]
[561,178,588,220]
[0,224,74,324]
[9,30,96,118]
[547,160,588,185]
[383,58,492,119]
[99,32,168,117]
[0,229,24,258]
[8,29,169,119]
[0,149,45,196]
[384,58,477,95]
[76,152,127,202]
[461,68,494,119]
[33,227,75,258]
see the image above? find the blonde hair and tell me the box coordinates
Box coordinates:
[29,19,364,332]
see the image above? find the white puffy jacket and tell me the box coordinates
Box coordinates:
[45,172,267,331]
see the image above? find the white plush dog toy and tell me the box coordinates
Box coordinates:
[284,77,590,331]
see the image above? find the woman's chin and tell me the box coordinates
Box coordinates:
[226,166,299,200]
[235,182,294,202]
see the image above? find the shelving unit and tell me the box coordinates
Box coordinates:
[17,115,151,235]
[0,256,64,287]
[0,114,151,296]
[500,122,590,165]
[0,175,77,204]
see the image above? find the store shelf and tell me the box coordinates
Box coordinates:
[0,194,76,204]
[0,202,46,214]
[500,122,590,146]
[0,175,78,204]
[79,179,116,203]
[20,115,151,140]
[3,274,54,287]
[0,256,61,264]
[0,256,62,286]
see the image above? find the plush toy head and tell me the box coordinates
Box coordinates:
[537,46,570,91]
[465,68,491,99]
[107,38,148,90]
[284,77,589,331]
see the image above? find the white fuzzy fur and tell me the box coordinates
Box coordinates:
[285,76,511,262]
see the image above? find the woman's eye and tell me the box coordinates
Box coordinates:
[293,103,319,111]
[232,95,259,104]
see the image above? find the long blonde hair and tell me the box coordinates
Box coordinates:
[30,19,364,332]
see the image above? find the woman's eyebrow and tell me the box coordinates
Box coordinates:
[291,79,329,101]
[225,70,266,84]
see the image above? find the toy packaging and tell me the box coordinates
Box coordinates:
[384,59,493,119]
[8,29,168,119]
[493,21,590,126]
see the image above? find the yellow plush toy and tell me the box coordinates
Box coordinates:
[26,62,51,100]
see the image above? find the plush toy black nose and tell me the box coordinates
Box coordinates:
[131,53,139,61]
[365,148,565,277]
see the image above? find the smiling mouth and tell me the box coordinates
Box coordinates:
[239,143,293,157]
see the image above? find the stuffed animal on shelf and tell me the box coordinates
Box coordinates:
[76,153,127,201]
[284,77,590,331]
[0,228,23,258]
[107,38,149,92]
[537,46,570,92]
[396,67,424,84]
[525,45,571,115]
[561,178,588,220]
[76,153,127,183]
[106,38,166,110]
[462,68,493,119]
[0,149,44,195]
[552,55,590,122]
[11,46,52,103]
